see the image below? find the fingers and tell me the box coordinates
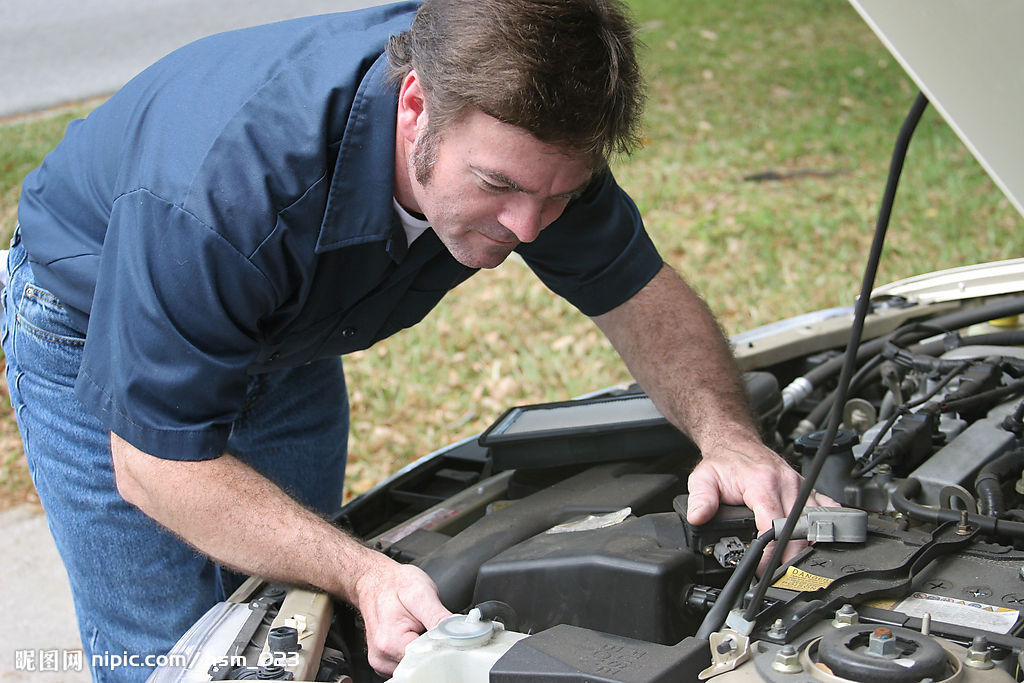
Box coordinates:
[744,473,791,538]
[690,442,846,579]
[809,490,841,508]
[356,561,453,676]
[685,463,722,525]
[366,629,419,676]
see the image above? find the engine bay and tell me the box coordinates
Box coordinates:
[150,290,1024,682]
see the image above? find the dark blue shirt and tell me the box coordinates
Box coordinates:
[17,2,663,461]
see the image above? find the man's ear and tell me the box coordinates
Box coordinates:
[397,70,428,145]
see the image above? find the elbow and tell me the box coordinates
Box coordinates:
[109,433,153,510]
[111,450,144,508]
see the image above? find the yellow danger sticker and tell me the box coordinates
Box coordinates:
[772,566,834,592]
[863,598,897,610]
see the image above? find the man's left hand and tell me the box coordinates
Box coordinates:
[685,440,838,570]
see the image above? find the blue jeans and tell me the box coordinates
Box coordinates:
[1,230,350,682]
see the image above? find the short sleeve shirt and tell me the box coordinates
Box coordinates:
[17,1,663,461]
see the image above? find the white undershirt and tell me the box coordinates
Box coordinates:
[392,198,431,246]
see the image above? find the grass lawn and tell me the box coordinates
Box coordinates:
[1,0,1021,508]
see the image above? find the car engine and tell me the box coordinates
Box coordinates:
[150,290,1024,682]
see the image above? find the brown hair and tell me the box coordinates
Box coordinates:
[386,0,645,167]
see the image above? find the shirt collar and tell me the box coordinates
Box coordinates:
[392,197,431,244]
[317,52,404,256]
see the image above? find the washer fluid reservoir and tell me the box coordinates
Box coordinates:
[390,608,529,682]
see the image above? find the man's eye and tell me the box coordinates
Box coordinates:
[479,180,510,193]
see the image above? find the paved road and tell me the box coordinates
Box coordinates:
[0,506,88,682]
[0,0,383,118]
[0,3,385,679]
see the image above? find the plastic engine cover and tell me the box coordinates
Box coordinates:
[472,512,699,644]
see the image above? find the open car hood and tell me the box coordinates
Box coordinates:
[847,0,1024,219]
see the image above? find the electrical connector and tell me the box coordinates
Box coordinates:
[712,536,747,568]
[772,507,868,543]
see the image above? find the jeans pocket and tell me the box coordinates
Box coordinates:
[14,282,86,387]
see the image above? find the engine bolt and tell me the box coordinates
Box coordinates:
[833,603,859,627]
[767,618,787,639]
[772,644,802,674]
[965,636,994,670]
[955,510,973,535]
[868,627,896,657]
[703,545,714,556]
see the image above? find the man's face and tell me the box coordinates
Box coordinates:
[405,109,593,269]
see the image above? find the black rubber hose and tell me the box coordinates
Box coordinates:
[909,330,1024,357]
[799,296,1024,390]
[892,478,1024,539]
[799,324,1024,430]
[789,310,1024,438]
[694,527,777,640]
[941,377,1024,415]
[975,474,1004,518]
[974,448,1024,517]
[474,600,519,631]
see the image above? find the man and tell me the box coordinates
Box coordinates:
[3,0,830,680]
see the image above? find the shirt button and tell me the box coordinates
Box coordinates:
[341,327,357,338]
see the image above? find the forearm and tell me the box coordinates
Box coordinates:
[111,432,451,674]
[594,264,835,541]
[110,433,375,602]
[593,263,758,452]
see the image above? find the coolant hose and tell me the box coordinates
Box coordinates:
[797,329,1024,434]
[892,478,1024,539]
[784,296,1024,416]
[909,330,1024,357]
[974,448,1024,517]
[474,600,519,631]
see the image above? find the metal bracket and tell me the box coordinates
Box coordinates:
[698,630,751,680]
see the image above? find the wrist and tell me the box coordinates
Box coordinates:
[692,421,763,458]
[319,531,384,605]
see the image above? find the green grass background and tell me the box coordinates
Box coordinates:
[1,0,1021,506]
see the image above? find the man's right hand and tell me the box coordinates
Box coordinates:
[352,559,452,675]
[110,433,450,675]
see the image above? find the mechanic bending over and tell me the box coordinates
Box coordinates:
[2,0,834,680]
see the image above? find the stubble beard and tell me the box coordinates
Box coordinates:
[412,125,440,186]
[409,127,513,269]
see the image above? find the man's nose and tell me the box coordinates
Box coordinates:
[498,197,547,244]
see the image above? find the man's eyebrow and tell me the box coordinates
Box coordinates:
[471,165,590,200]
